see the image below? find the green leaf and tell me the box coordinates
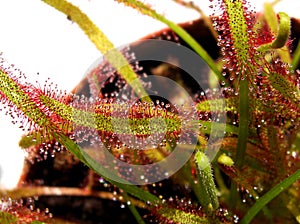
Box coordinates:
[0,70,52,129]
[42,0,150,101]
[19,93,234,149]
[123,192,146,224]
[156,206,209,224]
[116,0,226,85]
[54,133,160,204]
[263,3,279,33]
[267,72,300,109]
[240,169,300,224]
[257,12,291,51]
[223,0,250,64]
[292,39,300,70]
[235,79,250,168]
[0,211,18,224]
[263,3,291,63]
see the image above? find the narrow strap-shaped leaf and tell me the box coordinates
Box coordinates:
[19,93,234,149]
[262,3,291,63]
[257,12,291,51]
[39,95,182,134]
[221,0,252,206]
[267,72,300,110]
[116,0,226,85]
[236,79,250,168]
[0,67,160,205]
[55,132,161,204]
[263,3,279,33]
[156,206,209,224]
[240,169,300,224]
[292,39,300,70]
[172,0,219,40]
[123,192,146,224]
[223,0,250,65]
[42,0,150,101]
[0,70,52,129]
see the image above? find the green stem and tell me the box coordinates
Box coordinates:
[240,169,300,224]
[123,192,146,224]
[182,163,204,205]
[268,126,285,180]
[229,182,239,209]
[236,79,250,168]
[230,78,249,208]
[214,165,229,196]
[292,39,300,70]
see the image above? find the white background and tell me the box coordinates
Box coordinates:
[0,0,298,188]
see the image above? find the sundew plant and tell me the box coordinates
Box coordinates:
[0,0,300,223]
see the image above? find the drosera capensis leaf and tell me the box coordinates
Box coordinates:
[0,69,63,142]
[116,0,227,85]
[261,3,291,63]
[1,0,300,222]
[218,0,252,168]
[0,197,50,223]
[172,0,219,40]
[0,69,160,207]
[38,94,183,135]
[221,0,251,70]
[196,95,297,122]
[215,0,257,207]
[18,89,233,150]
[42,0,150,101]
[263,2,279,33]
[257,12,291,52]
[0,70,51,129]
[54,132,161,204]
[155,206,209,224]
[267,72,300,110]
[0,211,18,223]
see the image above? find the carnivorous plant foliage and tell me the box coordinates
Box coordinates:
[0,0,299,223]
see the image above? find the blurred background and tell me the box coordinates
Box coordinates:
[0,0,298,188]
